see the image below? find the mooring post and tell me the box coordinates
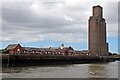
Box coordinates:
[7,54,9,67]
[12,53,16,67]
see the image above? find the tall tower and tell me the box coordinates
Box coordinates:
[88,5,109,56]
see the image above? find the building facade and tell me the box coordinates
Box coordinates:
[5,44,23,54]
[4,44,76,56]
[88,5,109,56]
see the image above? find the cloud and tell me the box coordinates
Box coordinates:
[103,2,118,37]
[1,0,118,44]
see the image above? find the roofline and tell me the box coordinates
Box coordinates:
[5,43,22,50]
[93,5,102,9]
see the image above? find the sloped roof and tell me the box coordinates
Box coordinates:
[22,46,74,52]
[23,47,42,51]
[22,47,29,50]
[75,50,82,53]
[68,50,75,53]
[22,47,67,52]
[49,47,59,51]
[5,44,18,50]
[23,47,51,51]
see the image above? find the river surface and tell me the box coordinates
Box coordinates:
[2,61,119,78]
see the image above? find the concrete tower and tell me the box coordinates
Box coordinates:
[88,5,109,56]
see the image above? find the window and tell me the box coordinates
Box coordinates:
[17,49,20,53]
[48,52,51,54]
[33,51,35,53]
[59,52,61,54]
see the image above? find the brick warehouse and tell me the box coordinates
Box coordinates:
[88,5,109,56]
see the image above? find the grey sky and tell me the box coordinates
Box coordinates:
[1,0,118,43]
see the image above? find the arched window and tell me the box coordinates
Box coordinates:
[17,49,20,54]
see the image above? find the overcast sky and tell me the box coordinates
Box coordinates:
[1,0,119,53]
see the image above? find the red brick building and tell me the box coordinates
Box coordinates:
[88,5,109,56]
[4,43,75,56]
[5,44,23,54]
[22,45,75,56]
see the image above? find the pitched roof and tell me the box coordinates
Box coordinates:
[22,46,74,52]
[68,50,75,53]
[23,47,51,51]
[23,47,41,51]
[5,44,18,50]
[75,50,82,53]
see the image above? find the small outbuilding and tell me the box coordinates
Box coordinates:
[5,44,23,54]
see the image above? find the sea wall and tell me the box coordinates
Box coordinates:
[2,54,116,67]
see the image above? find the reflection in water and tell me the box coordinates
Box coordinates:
[2,67,29,73]
[88,63,108,78]
[2,64,72,73]
[2,61,118,78]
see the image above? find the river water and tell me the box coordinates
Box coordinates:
[2,61,119,78]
